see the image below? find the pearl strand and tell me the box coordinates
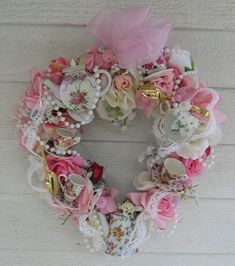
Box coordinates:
[35,135,80,157]
[171,73,184,101]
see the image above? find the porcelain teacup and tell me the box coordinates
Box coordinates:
[53,128,80,151]
[58,173,85,202]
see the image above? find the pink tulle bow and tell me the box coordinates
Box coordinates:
[86,6,171,68]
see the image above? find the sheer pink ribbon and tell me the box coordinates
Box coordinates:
[86,6,171,68]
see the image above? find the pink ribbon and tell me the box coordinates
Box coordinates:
[87,6,171,68]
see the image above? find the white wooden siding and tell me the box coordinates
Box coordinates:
[0,1,234,265]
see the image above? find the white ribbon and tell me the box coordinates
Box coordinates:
[27,155,47,193]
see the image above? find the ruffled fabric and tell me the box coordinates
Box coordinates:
[87,6,171,68]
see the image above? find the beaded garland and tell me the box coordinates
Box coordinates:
[15,7,224,257]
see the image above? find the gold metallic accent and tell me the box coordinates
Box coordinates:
[191,105,210,118]
[139,82,170,100]
[45,170,59,196]
[38,144,59,196]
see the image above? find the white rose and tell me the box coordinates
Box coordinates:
[170,46,192,73]
[96,86,136,121]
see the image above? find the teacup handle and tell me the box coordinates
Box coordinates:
[96,69,112,96]
[58,174,68,191]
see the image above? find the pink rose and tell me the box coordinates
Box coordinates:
[156,54,166,65]
[174,76,197,102]
[95,188,118,214]
[48,57,69,85]
[22,68,44,111]
[167,61,181,81]
[113,73,132,90]
[144,62,154,71]
[128,189,178,230]
[170,147,211,179]
[152,69,174,96]
[49,57,70,74]
[191,82,213,109]
[22,65,66,111]
[46,154,85,176]
[191,82,226,125]
[180,157,204,178]
[84,47,114,72]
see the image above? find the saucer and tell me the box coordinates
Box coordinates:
[55,191,79,210]
[45,140,73,159]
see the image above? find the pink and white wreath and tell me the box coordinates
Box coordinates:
[14,7,225,257]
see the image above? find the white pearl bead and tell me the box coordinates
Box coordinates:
[67,150,72,154]
[91,105,96,109]
[60,117,65,122]
[57,111,62,117]
[94,73,100,78]
[50,147,55,152]
[39,140,44,146]
[70,124,75,129]
[75,123,80,128]
[93,66,99,72]
[96,85,101,91]
[81,121,85,125]
[54,106,59,111]
[72,150,77,155]
[179,74,184,79]
[65,122,69,127]
[45,145,49,150]
[176,79,181,85]
[88,110,93,115]
[96,79,101,85]
[174,85,178,90]
[164,48,169,53]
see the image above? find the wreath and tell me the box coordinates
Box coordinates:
[14,7,225,257]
